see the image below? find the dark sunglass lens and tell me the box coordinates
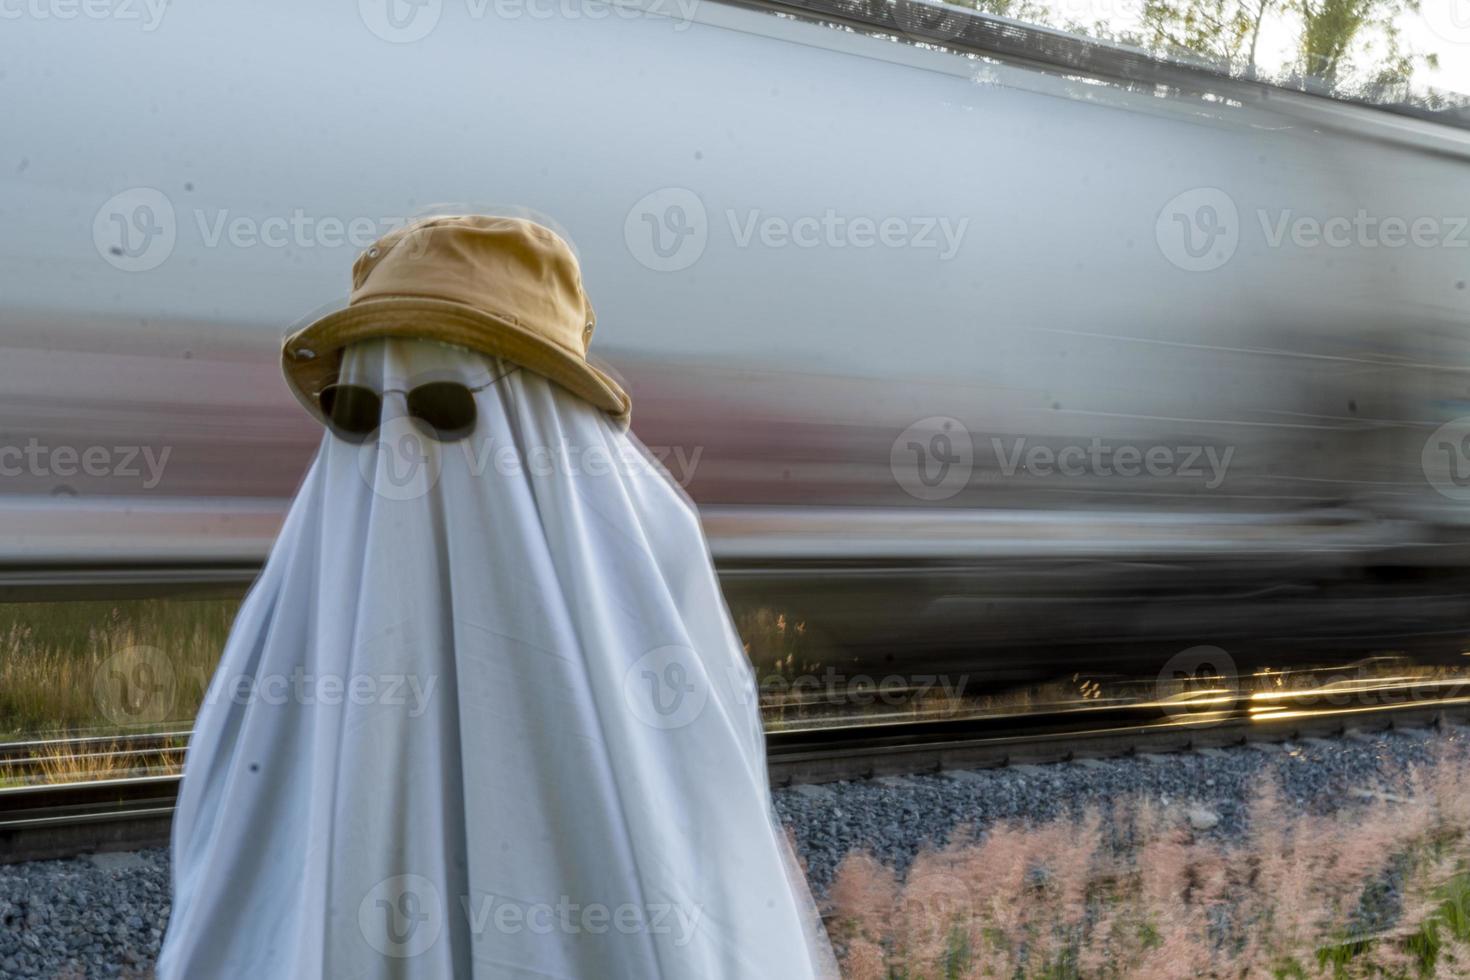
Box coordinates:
[407,382,477,441]
[319,384,382,442]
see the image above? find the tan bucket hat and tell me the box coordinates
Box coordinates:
[282,214,631,425]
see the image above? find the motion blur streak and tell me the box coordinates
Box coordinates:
[3,0,1469,679]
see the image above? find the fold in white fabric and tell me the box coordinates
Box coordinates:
[156,338,837,979]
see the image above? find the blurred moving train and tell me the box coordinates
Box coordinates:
[4,0,1470,679]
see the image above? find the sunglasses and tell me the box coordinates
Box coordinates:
[318,367,518,443]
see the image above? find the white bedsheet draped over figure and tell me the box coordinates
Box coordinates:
[157,337,837,979]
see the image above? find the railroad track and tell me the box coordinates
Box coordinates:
[0,730,189,771]
[765,696,1470,784]
[4,677,1470,864]
[0,776,180,864]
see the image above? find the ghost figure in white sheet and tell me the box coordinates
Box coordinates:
[156,337,838,980]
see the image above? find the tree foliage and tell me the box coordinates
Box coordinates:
[1135,0,1434,98]
[1139,0,1277,76]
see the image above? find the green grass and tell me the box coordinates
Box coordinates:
[0,596,838,746]
[0,596,239,740]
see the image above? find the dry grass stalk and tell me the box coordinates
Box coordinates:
[826,750,1470,978]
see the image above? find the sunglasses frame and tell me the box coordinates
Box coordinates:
[319,365,520,444]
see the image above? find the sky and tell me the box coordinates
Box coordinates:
[1034,0,1470,100]
[1388,8,1469,96]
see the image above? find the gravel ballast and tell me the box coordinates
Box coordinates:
[777,726,1470,897]
[1,726,1464,977]
[0,850,168,979]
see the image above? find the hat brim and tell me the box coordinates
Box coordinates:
[281,296,631,426]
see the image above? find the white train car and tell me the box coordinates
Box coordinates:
[4,0,1469,672]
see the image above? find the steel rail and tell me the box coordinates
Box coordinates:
[4,692,1469,863]
[0,731,191,765]
[0,776,181,862]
